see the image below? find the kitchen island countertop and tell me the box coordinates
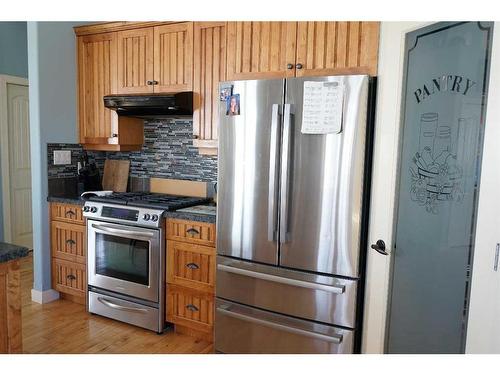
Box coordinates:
[0,242,30,263]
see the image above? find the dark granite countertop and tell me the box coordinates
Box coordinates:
[47,195,85,205]
[164,210,216,224]
[0,242,30,263]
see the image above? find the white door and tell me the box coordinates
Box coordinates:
[361,22,428,353]
[466,23,500,353]
[5,83,32,248]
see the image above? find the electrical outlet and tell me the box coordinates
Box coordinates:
[53,150,72,165]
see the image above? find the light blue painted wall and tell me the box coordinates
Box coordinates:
[28,21,86,292]
[0,22,28,78]
[0,21,28,242]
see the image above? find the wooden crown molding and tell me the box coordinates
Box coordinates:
[74,21,183,36]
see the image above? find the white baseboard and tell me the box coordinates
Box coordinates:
[31,288,60,304]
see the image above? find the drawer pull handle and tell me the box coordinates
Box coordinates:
[186,228,200,236]
[186,304,199,312]
[186,263,200,270]
[66,239,76,246]
[66,274,76,281]
[65,210,75,217]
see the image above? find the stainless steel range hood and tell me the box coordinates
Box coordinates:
[103,92,193,118]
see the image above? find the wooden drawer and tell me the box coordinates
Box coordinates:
[50,203,85,225]
[53,259,86,298]
[167,240,215,293]
[166,285,214,333]
[166,219,216,247]
[51,221,86,264]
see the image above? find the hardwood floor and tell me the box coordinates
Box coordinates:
[20,256,213,354]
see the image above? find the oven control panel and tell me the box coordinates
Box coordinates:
[83,202,165,228]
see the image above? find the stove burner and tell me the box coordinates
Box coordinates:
[88,192,210,211]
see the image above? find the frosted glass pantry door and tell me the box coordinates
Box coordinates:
[386,22,493,353]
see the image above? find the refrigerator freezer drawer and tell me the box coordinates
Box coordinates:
[216,256,358,328]
[215,299,354,354]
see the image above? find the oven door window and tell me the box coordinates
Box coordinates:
[95,233,150,285]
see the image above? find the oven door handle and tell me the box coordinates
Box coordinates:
[91,223,155,239]
[97,297,149,313]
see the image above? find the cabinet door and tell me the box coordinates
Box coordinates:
[226,22,297,80]
[167,240,216,293]
[295,21,380,77]
[154,22,194,92]
[51,221,86,264]
[77,33,118,145]
[193,22,226,154]
[117,27,154,93]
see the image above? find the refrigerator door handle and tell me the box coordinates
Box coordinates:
[217,304,343,344]
[280,103,293,244]
[217,263,345,294]
[268,104,281,242]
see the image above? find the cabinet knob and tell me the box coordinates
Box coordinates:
[186,304,199,312]
[152,80,159,85]
[146,80,153,85]
[286,63,294,69]
[296,63,303,70]
[186,228,200,236]
[64,210,75,217]
[112,133,118,138]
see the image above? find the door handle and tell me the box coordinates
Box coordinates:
[279,104,293,244]
[494,243,499,272]
[268,104,281,242]
[91,223,155,238]
[371,240,389,255]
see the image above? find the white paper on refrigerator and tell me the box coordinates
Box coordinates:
[301,81,344,134]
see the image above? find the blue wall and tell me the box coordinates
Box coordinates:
[28,22,85,292]
[0,22,28,242]
[0,22,28,78]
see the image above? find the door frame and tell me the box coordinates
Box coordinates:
[0,74,29,243]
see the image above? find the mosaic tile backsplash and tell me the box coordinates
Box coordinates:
[47,119,218,184]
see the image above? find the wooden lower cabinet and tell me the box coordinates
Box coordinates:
[166,218,216,342]
[167,285,214,334]
[167,240,216,293]
[52,259,87,303]
[0,260,22,353]
[50,202,87,305]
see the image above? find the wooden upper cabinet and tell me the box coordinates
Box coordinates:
[295,21,380,77]
[226,22,297,80]
[77,32,118,145]
[117,28,154,93]
[192,22,226,155]
[154,23,194,92]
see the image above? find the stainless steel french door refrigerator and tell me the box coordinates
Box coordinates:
[216,75,375,354]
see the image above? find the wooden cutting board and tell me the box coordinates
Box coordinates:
[102,159,130,192]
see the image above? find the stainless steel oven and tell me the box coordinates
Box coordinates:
[87,220,161,302]
[84,201,167,333]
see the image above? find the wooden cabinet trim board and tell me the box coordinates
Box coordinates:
[74,22,183,36]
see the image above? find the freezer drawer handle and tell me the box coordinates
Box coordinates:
[217,263,345,294]
[217,305,343,344]
[97,297,149,313]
